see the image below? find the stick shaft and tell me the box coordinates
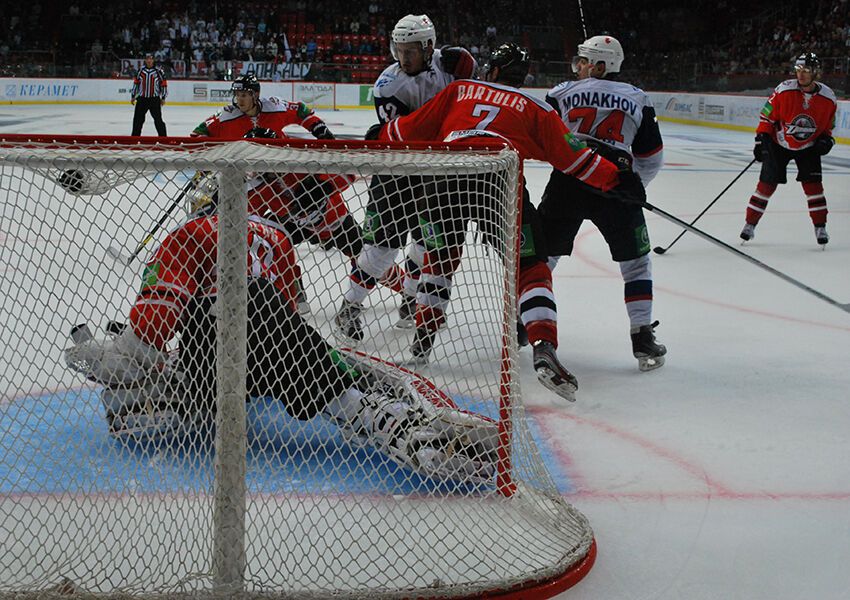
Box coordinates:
[644,201,850,313]
[656,158,756,254]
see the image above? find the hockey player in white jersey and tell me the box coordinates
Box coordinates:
[334,14,476,341]
[540,35,667,371]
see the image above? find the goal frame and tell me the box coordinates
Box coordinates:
[0,133,594,599]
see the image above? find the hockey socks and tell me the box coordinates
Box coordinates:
[802,181,828,226]
[745,181,777,225]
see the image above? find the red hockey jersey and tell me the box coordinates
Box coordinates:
[191,96,325,138]
[756,80,837,151]
[129,214,299,349]
[379,80,621,192]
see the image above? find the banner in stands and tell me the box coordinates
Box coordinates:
[121,58,311,81]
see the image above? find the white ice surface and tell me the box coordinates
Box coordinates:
[2,103,849,600]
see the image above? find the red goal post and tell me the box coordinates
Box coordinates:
[0,134,595,599]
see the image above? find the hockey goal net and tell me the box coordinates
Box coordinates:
[0,134,594,599]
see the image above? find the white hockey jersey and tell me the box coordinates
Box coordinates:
[373,48,462,123]
[546,77,664,184]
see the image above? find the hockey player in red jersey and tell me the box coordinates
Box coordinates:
[63,171,500,484]
[191,74,388,310]
[740,52,837,246]
[542,35,666,372]
[191,73,335,140]
[373,43,644,401]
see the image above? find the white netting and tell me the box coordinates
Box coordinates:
[0,137,593,599]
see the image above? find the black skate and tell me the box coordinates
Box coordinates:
[334,299,364,342]
[740,223,755,242]
[631,320,667,372]
[815,225,829,247]
[407,327,437,366]
[394,294,416,329]
[532,341,577,402]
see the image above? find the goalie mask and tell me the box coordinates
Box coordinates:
[572,35,624,75]
[390,14,436,63]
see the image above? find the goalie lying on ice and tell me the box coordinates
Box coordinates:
[63,183,499,484]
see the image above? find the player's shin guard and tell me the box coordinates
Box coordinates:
[518,261,557,346]
[745,181,777,225]
[802,181,828,227]
[409,248,461,363]
[344,244,399,305]
[620,255,653,331]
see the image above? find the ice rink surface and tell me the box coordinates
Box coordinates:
[2,102,850,599]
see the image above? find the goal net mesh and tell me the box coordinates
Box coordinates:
[0,136,593,599]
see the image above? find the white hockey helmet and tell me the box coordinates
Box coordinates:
[390,14,436,60]
[574,35,624,74]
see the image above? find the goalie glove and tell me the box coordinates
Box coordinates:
[310,122,335,140]
[65,328,169,388]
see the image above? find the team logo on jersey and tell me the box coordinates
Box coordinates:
[296,102,312,118]
[141,263,160,290]
[420,218,445,249]
[519,225,536,257]
[564,132,586,152]
[785,114,817,141]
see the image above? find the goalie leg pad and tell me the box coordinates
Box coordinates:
[100,372,191,441]
[324,386,496,483]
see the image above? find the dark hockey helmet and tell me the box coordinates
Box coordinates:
[482,43,530,87]
[231,72,261,102]
[794,52,820,75]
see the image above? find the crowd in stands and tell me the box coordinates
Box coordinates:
[1,0,847,93]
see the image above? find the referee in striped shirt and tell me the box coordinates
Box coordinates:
[131,53,168,136]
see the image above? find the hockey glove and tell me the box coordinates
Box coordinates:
[290,175,332,225]
[612,169,646,205]
[814,134,834,156]
[310,122,335,140]
[365,122,384,141]
[439,46,477,79]
[753,132,771,162]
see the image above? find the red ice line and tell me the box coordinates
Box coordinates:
[566,228,850,333]
[529,405,850,502]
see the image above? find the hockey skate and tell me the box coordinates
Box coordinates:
[394,294,416,329]
[407,327,437,366]
[631,320,667,372]
[740,223,756,242]
[815,225,829,247]
[532,341,577,402]
[334,299,364,342]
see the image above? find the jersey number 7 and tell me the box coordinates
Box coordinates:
[567,107,625,143]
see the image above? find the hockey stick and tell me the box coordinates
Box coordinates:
[108,178,195,266]
[653,158,756,255]
[576,0,588,38]
[642,201,850,314]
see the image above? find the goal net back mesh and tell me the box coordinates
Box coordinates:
[0,136,594,599]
